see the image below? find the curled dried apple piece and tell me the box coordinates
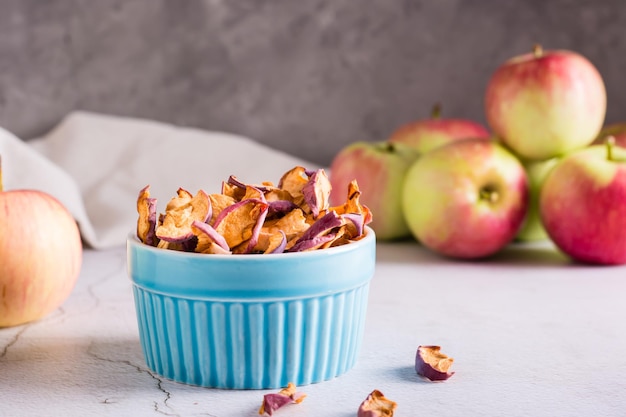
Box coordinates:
[302,168,332,218]
[358,389,397,417]
[136,185,158,246]
[277,166,309,207]
[191,220,230,253]
[208,193,237,224]
[415,345,455,381]
[156,189,211,242]
[213,198,269,249]
[265,230,287,254]
[258,382,306,416]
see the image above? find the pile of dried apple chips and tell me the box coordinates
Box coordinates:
[136,166,372,254]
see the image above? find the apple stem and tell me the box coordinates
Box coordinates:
[533,44,543,58]
[431,103,442,119]
[606,135,616,161]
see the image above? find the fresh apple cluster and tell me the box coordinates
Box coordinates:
[330,44,626,265]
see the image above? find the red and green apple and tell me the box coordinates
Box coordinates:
[388,103,491,154]
[329,141,420,240]
[539,140,626,265]
[485,44,606,161]
[402,138,529,259]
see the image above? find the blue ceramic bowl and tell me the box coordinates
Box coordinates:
[127,227,376,389]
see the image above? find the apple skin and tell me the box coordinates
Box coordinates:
[593,123,626,148]
[402,138,529,259]
[515,157,559,242]
[539,144,626,265]
[0,190,82,327]
[388,104,491,154]
[329,141,420,240]
[485,45,606,161]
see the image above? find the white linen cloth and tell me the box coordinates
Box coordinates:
[0,111,318,249]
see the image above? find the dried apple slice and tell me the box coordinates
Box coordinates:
[213,198,269,249]
[155,189,211,242]
[208,193,237,224]
[341,212,366,238]
[265,230,287,254]
[277,166,309,207]
[258,382,306,416]
[191,220,230,253]
[415,345,455,381]
[358,389,397,417]
[267,200,299,216]
[292,211,342,242]
[302,168,332,218]
[289,232,338,252]
[136,185,158,246]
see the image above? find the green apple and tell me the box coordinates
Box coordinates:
[515,157,559,241]
[388,103,491,154]
[329,141,420,240]
[402,138,529,259]
[485,44,606,161]
[539,141,626,265]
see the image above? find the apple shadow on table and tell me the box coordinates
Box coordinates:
[374,239,613,269]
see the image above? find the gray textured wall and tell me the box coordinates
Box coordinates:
[0,0,624,166]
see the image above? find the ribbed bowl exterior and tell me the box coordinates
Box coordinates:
[127,227,376,389]
[132,283,370,389]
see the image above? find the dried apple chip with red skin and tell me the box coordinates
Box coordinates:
[267,200,299,217]
[258,383,306,416]
[221,180,246,201]
[292,211,343,243]
[191,220,230,253]
[415,345,455,381]
[254,209,310,251]
[264,187,295,204]
[329,180,373,232]
[289,232,338,252]
[156,189,211,242]
[241,185,267,202]
[213,198,269,249]
[302,168,332,218]
[358,389,397,417]
[208,193,237,224]
[265,230,287,254]
[244,201,269,253]
[136,185,158,246]
[277,166,309,205]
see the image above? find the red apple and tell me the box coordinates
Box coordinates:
[388,103,491,154]
[593,123,626,148]
[329,141,420,240]
[485,44,606,161]
[402,138,529,259]
[539,141,626,265]
[0,161,82,327]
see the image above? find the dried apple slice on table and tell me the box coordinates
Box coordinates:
[358,389,397,417]
[258,382,306,416]
[415,345,455,381]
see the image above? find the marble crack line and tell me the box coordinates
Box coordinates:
[0,324,29,359]
[86,343,178,416]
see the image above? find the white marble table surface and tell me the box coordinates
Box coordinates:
[2,240,626,417]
